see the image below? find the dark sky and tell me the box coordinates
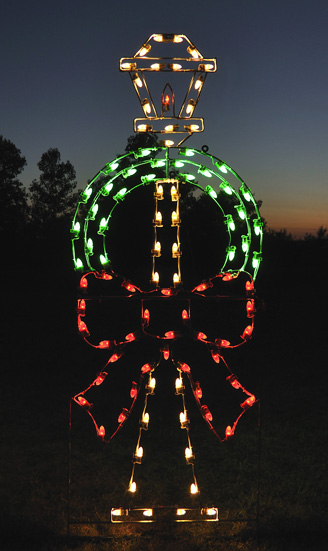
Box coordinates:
[2,0,328,236]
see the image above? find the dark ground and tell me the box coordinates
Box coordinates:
[1,232,328,551]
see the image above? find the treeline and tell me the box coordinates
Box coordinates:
[0,135,80,237]
[1,133,327,280]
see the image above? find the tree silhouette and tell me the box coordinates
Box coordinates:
[305,225,328,241]
[124,132,159,155]
[29,148,80,233]
[0,135,27,233]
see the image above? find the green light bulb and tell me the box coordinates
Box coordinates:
[253,218,263,236]
[81,187,92,203]
[205,185,217,199]
[100,254,109,265]
[75,258,83,270]
[114,188,128,201]
[241,235,250,252]
[123,168,137,178]
[71,221,80,237]
[151,159,165,168]
[102,182,113,196]
[252,252,262,268]
[98,217,109,234]
[182,174,195,181]
[235,205,246,219]
[179,148,195,157]
[216,162,227,174]
[108,161,119,171]
[88,203,99,220]
[225,215,235,231]
[227,246,236,261]
[199,166,212,178]
[240,184,251,202]
[141,173,156,183]
[86,238,94,255]
[134,148,151,158]
[220,182,233,195]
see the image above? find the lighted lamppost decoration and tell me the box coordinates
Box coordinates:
[70,34,262,525]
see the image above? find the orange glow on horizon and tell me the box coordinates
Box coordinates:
[262,203,327,239]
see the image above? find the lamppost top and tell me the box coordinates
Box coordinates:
[120,34,217,147]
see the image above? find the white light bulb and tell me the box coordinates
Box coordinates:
[136,446,143,458]
[180,412,186,423]
[185,447,192,459]
[175,377,182,389]
[129,481,137,493]
[142,412,149,424]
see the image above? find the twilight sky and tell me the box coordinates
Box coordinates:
[1,0,328,237]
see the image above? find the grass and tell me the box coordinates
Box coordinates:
[1,240,328,551]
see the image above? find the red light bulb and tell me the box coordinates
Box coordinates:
[241,395,256,409]
[196,332,207,341]
[226,374,241,389]
[123,281,137,293]
[101,272,112,280]
[78,316,90,336]
[125,332,136,342]
[216,338,230,348]
[225,425,234,438]
[95,371,108,385]
[246,280,254,291]
[201,405,213,422]
[143,309,150,322]
[242,325,253,339]
[162,94,170,108]
[80,276,88,289]
[194,382,202,399]
[77,396,92,409]
[195,282,211,292]
[162,347,170,360]
[180,362,190,373]
[118,409,129,424]
[211,349,220,363]
[246,300,255,317]
[161,288,171,296]
[130,381,138,398]
[182,309,189,320]
[98,340,110,349]
[141,363,152,373]
[109,352,122,363]
[77,299,86,314]
[97,425,105,439]
[165,330,176,339]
